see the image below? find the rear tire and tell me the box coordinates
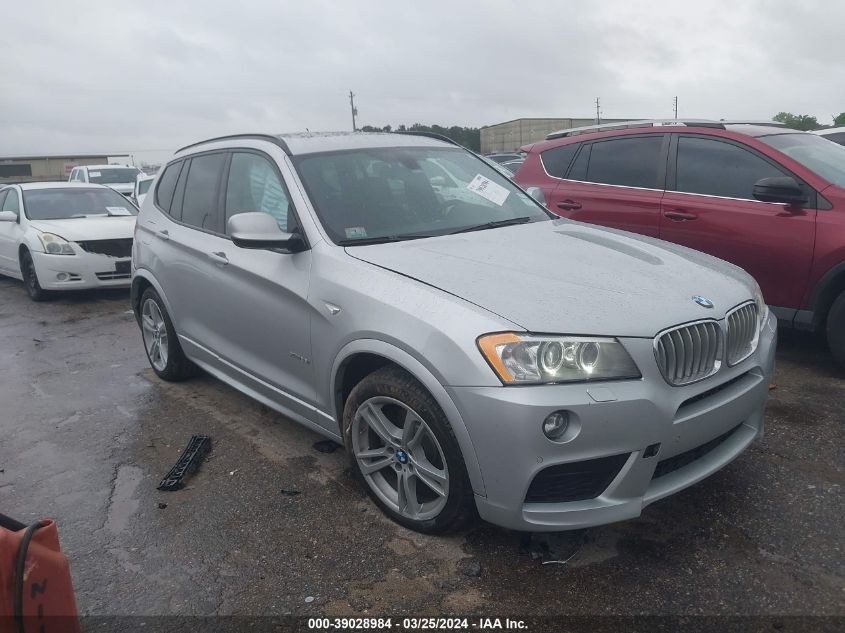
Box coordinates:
[20,250,51,302]
[827,290,845,368]
[139,287,197,381]
[343,366,475,534]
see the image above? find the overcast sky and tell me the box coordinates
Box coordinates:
[3,0,843,164]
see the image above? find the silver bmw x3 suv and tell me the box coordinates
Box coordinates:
[131,132,777,533]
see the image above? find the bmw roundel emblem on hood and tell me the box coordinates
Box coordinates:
[692,295,715,308]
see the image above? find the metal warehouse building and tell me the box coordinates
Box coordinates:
[0,154,130,185]
[480,117,629,153]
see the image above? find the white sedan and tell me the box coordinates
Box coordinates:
[0,182,137,300]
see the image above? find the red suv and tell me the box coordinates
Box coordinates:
[515,120,845,366]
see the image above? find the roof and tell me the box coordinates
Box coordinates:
[813,127,845,136]
[0,154,128,161]
[10,182,114,191]
[80,164,135,170]
[176,131,452,156]
[545,119,792,140]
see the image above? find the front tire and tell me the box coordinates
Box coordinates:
[827,290,845,368]
[343,366,475,534]
[139,287,197,381]
[20,250,51,302]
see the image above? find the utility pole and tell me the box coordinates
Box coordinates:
[595,97,601,124]
[673,96,678,119]
[349,90,358,132]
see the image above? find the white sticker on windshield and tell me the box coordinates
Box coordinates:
[466,174,510,206]
[345,226,367,239]
[89,171,101,177]
[106,206,131,216]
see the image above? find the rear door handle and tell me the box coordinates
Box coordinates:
[208,251,229,266]
[663,210,698,221]
[157,229,169,240]
[556,199,582,211]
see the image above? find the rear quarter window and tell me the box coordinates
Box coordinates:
[155,161,183,214]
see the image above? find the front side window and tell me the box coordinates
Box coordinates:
[22,188,138,220]
[294,146,547,245]
[675,136,786,200]
[180,153,226,231]
[225,152,294,232]
[2,189,20,213]
[87,167,141,184]
[760,132,845,188]
[541,143,579,178]
[584,136,663,189]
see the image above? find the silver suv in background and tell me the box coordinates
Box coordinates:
[131,132,776,533]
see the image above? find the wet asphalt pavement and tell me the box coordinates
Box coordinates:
[0,276,843,618]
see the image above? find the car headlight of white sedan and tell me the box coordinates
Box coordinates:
[38,233,75,255]
[477,333,641,384]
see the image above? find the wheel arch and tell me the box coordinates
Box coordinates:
[131,269,176,326]
[809,261,845,329]
[330,339,486,496]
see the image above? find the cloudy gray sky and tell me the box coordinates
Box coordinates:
[3,0,843,164]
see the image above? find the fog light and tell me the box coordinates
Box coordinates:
[56,272,68,281]
[542,411,570,441]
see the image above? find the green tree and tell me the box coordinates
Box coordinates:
[773,112,820,131]
[833,113,845,126]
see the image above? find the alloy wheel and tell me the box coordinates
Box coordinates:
[141,298,169,371]
[352,396,449,521]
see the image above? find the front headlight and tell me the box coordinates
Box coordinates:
[477,333,641,385]
[751,279,768,331]
[37,233,75,255]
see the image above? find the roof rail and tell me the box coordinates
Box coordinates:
[718,120,787,128]
[394,130,461,147]
[545,119,727,140]
[176,133,291,155]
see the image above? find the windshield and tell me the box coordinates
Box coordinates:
[294,146,548,244]
[760,133,845,188]
[88,167,140,184]
[23,188,139,220]
[137,178,153,194]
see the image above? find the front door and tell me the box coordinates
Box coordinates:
[0,189,24,275]
[660,135,816,309]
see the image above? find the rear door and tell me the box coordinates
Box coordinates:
[660,134,816,309]
[548,134,668,237]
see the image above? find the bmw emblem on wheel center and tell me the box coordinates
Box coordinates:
[692,295,715,308]
[395,450,409,464]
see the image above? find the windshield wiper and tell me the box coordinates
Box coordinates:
[449,216,533,235]
[338,234,434,246]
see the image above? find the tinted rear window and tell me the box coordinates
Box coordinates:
[540,144,579,178]
[155,162,182,213]
[181,153,226,231]
[585,136,663,188]
[23,188,138,220]
[87,167,140,184]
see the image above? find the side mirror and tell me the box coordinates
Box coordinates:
[227,212,305,252]
[525,186,547,207]
[0,211,17,223]
[752,176,808,206]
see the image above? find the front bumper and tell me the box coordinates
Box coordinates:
[449,310,777,532]
[31,251,132,290]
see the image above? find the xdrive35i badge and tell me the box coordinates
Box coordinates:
[692,295,714,308]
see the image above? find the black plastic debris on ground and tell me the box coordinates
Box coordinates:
[312,440,341,454]
[280,489,301,497]
[520,530,586,564]
[157,435,212,491]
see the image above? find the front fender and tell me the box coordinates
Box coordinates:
[330,338,487,497]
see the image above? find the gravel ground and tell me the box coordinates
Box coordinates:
[0,277,842,622]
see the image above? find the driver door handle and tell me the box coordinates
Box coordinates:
[557,199,582,211]
[157,229,169,240]
[663,210,698,221]
[208,251,229,266]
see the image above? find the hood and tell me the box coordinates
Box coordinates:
[347,220,756,337]
[28,216,136,242]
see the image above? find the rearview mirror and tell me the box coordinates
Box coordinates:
[752,176,808,206]
[227,212,305,252]
[0,211,17,222]
[526,186,547,207]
